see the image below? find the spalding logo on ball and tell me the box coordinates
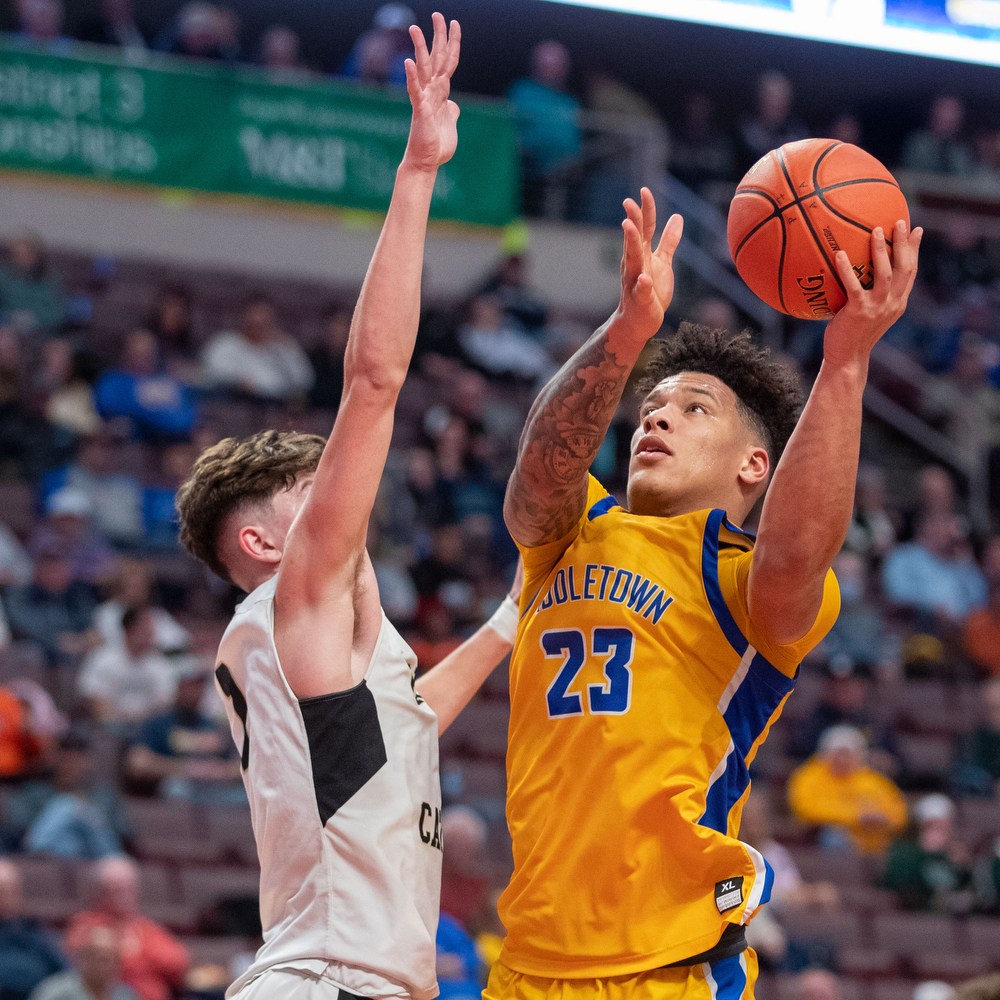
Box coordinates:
[727,138,909,321]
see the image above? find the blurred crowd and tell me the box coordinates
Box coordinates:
[4,2,1000,998]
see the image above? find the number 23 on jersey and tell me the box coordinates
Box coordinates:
[542,627,634,719]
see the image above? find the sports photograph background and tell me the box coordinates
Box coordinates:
[1,2,1000,999]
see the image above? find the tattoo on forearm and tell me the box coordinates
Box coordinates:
[506,323,634,545]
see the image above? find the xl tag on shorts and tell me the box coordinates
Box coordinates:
[715,876,744,913]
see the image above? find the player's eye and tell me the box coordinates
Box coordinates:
[688,404,705,413]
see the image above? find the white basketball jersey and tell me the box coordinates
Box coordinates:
[214,575,442,1000]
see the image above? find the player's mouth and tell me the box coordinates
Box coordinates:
[635,434,672,460]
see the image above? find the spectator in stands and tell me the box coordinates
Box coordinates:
[66,857,188,1000]
[669,92,736,191]
[458,294,554,385]
[258,25,309,79]
[78,606,176,729]
[789,657,898,772]
[13,0,73,54]
[741,793,840,910]
[0,682,43,778]
[24,731,122,860]
[42,436,145,551]
[790,969,842,1000]
[201,296,314,401]
[408,596,462,672]
[5,543,99,668]
[153,2,231,61]
[123,658,241,803]
[957,973,1000,999]
[31,923,140,1000]
[93,330,197,444]
[954,678,1000,795]
[146,286,196,380]
[902,96,972,176]
[829,110,864,148]
[507,41,582,216]
[36,339,102,438]
[844,461,898,562]
[411,523,467,601]
[93,558,189,657]
[439,806,491,932]
[0,520,34,586]
[435,910,483,1000]
[341,3,414,87]
[882,513,986,624]
[0,233,65,333]
[822,552,894,676]
[0,859,65,1000]
[884,793,973,912]
[964,538,1000,679]
[478,255,549,336]
[76,0,147,52]
[140,443,195,550]
[736,71,809,176]
[787,724,907,854]
[307,305,350,410]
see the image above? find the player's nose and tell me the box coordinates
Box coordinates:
[643,406,671,433]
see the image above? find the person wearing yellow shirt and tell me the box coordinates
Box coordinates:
[787,724,907,854]
[494,183,922,1000]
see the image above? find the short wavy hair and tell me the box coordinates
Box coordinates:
[636,323,803,464]
[176,430,325,582]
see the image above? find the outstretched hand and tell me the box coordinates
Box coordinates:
[618,187,684,343]
[824,219,922,366]
[403,13,461,173]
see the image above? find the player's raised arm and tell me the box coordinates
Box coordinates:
[504,190,683,546]
[274,14,460,692]
[749,221,922,645]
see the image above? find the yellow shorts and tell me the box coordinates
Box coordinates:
[483,951,758,1000]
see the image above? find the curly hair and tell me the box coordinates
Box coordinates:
[636,323,803,463]
[176,430,326,582]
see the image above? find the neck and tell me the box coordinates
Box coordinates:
[235,564,279,594]
[627,487,758,525]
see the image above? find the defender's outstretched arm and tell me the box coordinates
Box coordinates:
[504,190,682,547]
[275,14,460,696]
[749,221,922,646]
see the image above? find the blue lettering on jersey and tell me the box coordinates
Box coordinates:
[535,564,674,625]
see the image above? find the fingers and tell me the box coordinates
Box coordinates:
[621,215,645,287]
[430,11,446,75]
[445,19,461,77]
[409,24,430,84]
[870,226,892,299]
[834,250,863,303]
[890,219,921,297]
[640,187,656,246]
[655,213,684,262]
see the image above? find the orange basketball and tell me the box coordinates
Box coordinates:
[727,139,909,321]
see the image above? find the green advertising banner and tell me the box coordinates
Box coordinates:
[0,41,520,226]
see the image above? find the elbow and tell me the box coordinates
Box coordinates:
[344,360,406,400]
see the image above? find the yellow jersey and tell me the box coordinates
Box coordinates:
[500,476,840,978]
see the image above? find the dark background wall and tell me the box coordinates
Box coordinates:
[29,1,1000,166]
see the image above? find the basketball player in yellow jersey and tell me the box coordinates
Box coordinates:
[487,190,923,1000]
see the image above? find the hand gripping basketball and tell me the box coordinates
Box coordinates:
[823,219,922,366]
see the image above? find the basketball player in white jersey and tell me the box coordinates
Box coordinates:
[175,16,521,1000]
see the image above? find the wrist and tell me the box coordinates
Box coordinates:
[605,311,656,362]
[485,595,519,645]
[397,156,440,181]
[819,352,870,384]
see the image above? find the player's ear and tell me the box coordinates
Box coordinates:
[237,523,282,567]
[738,446,769,487]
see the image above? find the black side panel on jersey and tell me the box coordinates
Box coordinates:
[299,681,388,826]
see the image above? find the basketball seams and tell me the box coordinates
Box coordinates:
[776,145,848,303]
[732,189,782,261]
